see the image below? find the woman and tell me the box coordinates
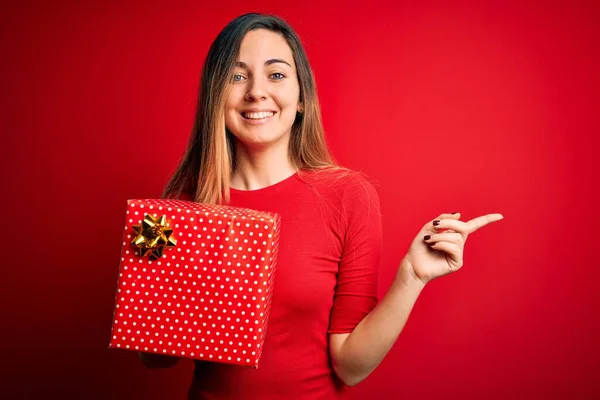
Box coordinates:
[139,13,503,399]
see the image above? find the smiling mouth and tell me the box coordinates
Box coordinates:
[241,111,276,120]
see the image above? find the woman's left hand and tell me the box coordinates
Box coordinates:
[398,212,504,286]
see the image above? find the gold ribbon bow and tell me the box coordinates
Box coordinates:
[131,214,177,260]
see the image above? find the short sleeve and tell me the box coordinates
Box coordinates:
[328,174,382,334]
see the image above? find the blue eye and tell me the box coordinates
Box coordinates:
[232,74,246,82]
[270,73,285,80]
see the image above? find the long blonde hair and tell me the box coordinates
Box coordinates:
[162,13,348,204]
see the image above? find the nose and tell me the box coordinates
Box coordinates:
[245,77,268,102]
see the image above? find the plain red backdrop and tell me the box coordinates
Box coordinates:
[1,0,599,398]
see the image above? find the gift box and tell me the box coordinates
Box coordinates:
[108,198,281,368]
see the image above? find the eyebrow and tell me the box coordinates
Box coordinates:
[234,59,292,68]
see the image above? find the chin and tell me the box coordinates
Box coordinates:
[235,131,289,149]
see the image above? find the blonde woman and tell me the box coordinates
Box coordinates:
[139,13,503,400]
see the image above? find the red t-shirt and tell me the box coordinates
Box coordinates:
[183,168,382,400]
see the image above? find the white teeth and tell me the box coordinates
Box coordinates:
[243,111,274,119]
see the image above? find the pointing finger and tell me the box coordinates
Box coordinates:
[432,213,504,235]
[433,219,469,235]
[466,213,504,233]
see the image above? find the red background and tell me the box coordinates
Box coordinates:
[2,0,599,398]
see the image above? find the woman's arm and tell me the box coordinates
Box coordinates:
[330,212,503,386]
[138,352,180,368]
[329,258,424,386]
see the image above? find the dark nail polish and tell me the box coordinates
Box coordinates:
[424,235,431,240]
[451,212,459,214]
[433,220,440,226]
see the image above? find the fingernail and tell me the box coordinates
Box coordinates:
[423,235,431,240]
[451,212,459,214]
[433,220,440,226]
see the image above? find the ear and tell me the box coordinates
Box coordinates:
[297,102,303,114]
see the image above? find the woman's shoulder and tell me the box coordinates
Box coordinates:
[300,166,376,187]
[298,166,380,201]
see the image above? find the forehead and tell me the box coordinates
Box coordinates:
[237,29,294,66]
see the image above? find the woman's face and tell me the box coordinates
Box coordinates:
[224,29,301,150]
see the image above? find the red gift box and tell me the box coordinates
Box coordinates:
[108,198,281,368]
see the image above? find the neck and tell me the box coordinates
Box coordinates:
[230,136,298,191]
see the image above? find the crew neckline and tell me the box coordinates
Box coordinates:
[228,170,301,196]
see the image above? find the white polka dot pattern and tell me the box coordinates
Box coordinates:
[108,199,281,369]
